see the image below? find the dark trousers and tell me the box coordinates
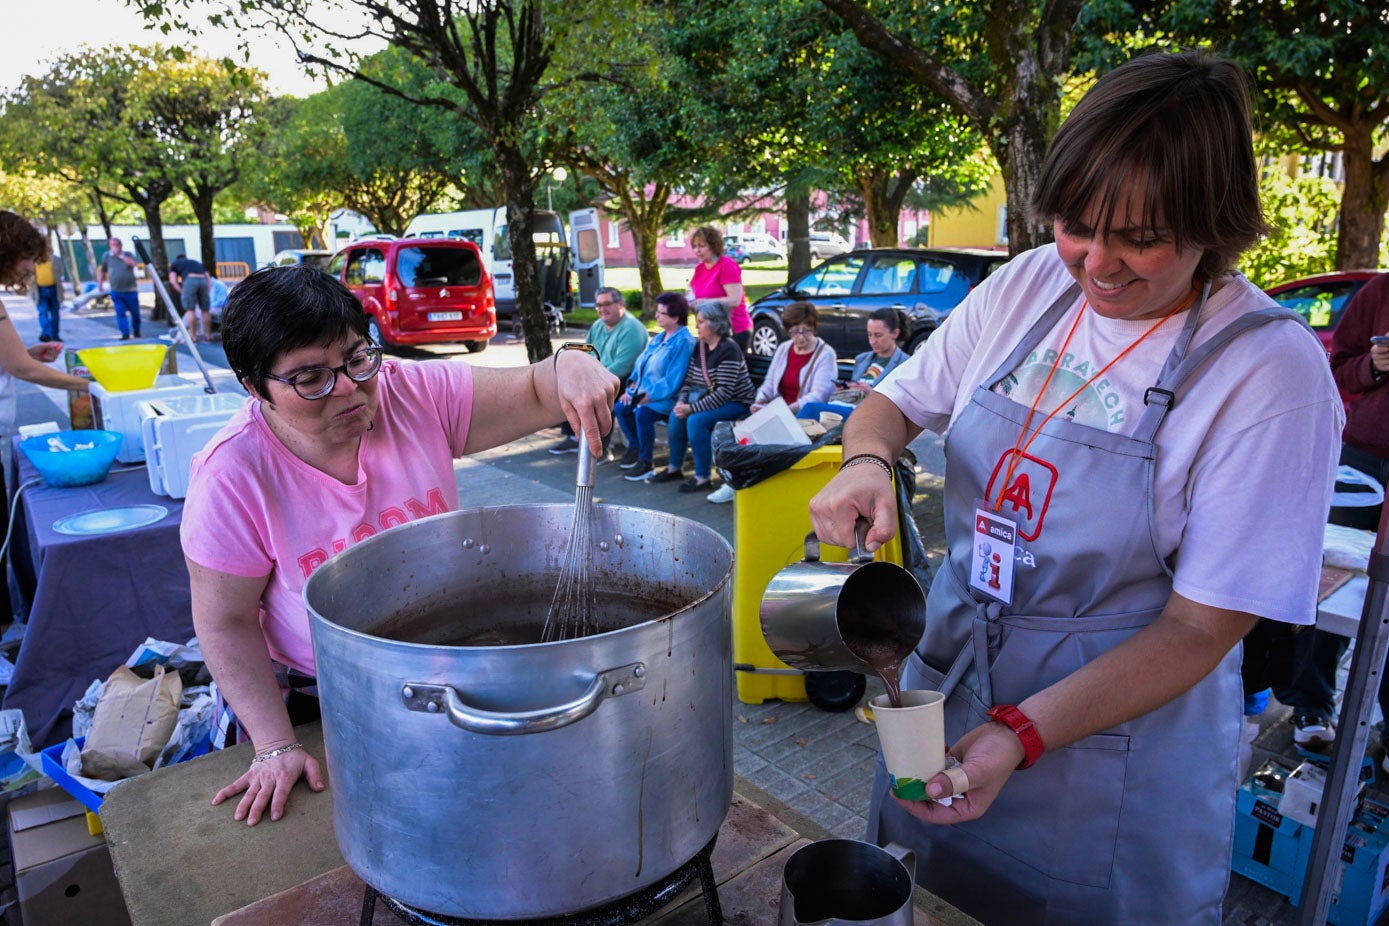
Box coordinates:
[111,290,141,337]
[1256,442,1389,720]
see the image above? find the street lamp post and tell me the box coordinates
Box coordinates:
[547,167,568,212]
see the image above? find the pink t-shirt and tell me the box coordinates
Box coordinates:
[691,256,750,334]
[180,359,474,674]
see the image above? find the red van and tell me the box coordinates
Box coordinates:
[328,237,497,351]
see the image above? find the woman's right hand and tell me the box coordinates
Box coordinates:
[809,463,899,553]
[212,744,326,826]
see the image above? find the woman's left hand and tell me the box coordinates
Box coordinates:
[555,350,619,455]
[673,401,691,419]
[893,721,1025,825]
[28,342,62,363]
[849,381,871,393]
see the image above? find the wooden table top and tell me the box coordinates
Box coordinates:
[100,723,976,925]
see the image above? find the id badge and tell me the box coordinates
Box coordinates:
[970,500,1017,605]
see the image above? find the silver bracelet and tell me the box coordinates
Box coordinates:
[251,742,304,764]
[840,454,894,480]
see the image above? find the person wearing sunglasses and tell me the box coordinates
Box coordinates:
[180,265,617,826]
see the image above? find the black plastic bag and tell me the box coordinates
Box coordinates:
[711,421,932,594]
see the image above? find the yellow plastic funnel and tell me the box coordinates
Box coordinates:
[77,344,169,392]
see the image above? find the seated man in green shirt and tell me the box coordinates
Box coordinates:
[550,286,649,454]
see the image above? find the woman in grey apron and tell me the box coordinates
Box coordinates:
[810,52,1342,924]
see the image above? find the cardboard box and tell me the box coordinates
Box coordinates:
[8,787,131,926]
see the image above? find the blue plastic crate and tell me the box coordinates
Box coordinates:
[1232,774,1389,925]
[40,734,212,814]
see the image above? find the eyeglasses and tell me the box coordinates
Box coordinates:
[596,300,621,309]
[264,345,383,400]
[789,326,815,337]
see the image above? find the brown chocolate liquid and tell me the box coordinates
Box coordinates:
[841,605,908,707]
[364,583,687,646]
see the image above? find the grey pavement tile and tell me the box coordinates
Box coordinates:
[827,815,871,841]
[733,751,768,777]
[778,738,879,779]
[737,707,831,750]
[740,764,811,806]
[819,765,880,815]
[784,789,863,837]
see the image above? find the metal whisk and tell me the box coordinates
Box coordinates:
[542,426,601,641]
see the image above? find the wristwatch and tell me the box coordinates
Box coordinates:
[987,704,1045,770]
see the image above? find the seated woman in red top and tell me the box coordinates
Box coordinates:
[751,301,839,415]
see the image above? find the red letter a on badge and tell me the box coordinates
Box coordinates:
[1000,473,1034,520]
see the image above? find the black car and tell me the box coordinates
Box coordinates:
[747,247,1009,371]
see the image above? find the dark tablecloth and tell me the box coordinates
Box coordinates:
[3,442,192,747]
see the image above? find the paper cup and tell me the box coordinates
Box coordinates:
[872,690,946,801]
[818,411,844,429]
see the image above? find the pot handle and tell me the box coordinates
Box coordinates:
[400,663,647,736]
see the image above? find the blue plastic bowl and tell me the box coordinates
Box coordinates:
[19,430,124,488]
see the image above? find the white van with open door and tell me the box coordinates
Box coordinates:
[404,208,571,320]
[568,208,605,308]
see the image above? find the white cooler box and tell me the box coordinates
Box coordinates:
[139,394,245,498]
[91,374,245,463]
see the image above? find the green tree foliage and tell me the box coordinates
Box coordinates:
[816,0,1088,255]
[1239,169,1342,289]
[138,55,272,278]
[1162,0,1388,270]
[234,94,344,249]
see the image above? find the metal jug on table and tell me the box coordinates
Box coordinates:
[779,839,917,925]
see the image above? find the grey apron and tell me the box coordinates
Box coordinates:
[868,283,1302,925]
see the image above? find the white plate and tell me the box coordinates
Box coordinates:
[428,311,463,322]
[53,505,169,536]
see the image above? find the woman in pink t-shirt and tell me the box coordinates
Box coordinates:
[180,265,616,826]
[686,225,751,351]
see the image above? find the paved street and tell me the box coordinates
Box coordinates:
[1,286,1309,924]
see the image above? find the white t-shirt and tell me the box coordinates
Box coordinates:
[181,359,475,672]
[878,244,1343,625]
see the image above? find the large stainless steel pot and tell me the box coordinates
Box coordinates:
[304,503,734,919]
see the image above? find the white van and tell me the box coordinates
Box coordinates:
[404,208,570,318]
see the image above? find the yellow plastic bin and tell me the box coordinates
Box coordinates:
[732,444,904,705]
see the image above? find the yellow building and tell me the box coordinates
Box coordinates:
[927,175,1009,249]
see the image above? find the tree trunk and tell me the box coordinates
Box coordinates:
[188,185,219,278]
[1335,129,1388,270]
[130,186,175,322]
[611,182,669,319]
[496,141,549,363]
[78,230,97,287]
[859,168,899,247]
[996,57,1055,255]
[786,191,811,281]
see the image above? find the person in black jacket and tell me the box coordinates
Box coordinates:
[646,301,754,493]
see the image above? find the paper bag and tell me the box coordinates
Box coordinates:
[80,665,182,780]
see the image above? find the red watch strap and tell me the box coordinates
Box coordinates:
[987,704,1045,770]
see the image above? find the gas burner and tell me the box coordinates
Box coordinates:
[360,837,722,926]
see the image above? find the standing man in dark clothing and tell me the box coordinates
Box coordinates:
[97,237,142,340]
[1268,273,1389,754]
[169,254,212,342]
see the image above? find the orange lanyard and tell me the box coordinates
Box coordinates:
[992,287,1198,512]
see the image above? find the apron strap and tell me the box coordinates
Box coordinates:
[1132,302,1308,441]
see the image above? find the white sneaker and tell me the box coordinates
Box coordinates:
[707,484,734,504]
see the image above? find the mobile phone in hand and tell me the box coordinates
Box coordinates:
[1371,336,1389,347]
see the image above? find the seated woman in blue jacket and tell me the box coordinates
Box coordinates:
[798,307,911,424]
[616,292,696,480]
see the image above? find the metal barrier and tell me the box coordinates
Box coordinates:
[217,261,251,282]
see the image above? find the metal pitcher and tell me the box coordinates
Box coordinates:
[779,839,917,925]
[760,524,925,674]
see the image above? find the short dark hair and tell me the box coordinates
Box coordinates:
[0,211,49,287]
[1031,49,1268,280]
[782,301,819,332]
[867,306,909,340]
[691,225,724,257]
[656,291,690,327]
[222,265,369,397]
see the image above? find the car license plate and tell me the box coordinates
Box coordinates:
[428,311,463,322]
